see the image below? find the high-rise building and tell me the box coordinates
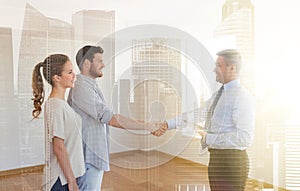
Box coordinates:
[72,10,115,104]
[72,10,115,46]
[0,27,19,170]
[18,4,48,166]
[0,28,14,96]
[118,79,131,117]
[285,119,300,190]
[18,4,48,96]
[18,4,74,96]
[131,38,182,121]
[17,4,74,166]
[47,18,74,57]
[214,0,254,93]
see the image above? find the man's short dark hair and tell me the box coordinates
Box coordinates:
[76,45,104,70]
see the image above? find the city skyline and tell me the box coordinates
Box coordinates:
[1,0,300,190]
[1,0,299,103]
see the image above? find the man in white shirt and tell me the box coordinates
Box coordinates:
[164,49,255,191]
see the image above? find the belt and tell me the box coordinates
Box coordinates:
[208,148,246,153]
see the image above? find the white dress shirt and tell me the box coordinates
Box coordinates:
[166,80,255,150]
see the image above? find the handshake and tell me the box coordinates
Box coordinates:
[112,115,169,137]
[148,121,169,137]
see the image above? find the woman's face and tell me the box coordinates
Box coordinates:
[58,60,76,88]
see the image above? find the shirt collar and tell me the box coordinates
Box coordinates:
[223,79,240,90]
[77,74,97,85]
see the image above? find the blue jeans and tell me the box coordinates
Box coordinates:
[77,163,104,191]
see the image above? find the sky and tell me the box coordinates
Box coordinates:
[0,0,223,41]
[1,0,300,114]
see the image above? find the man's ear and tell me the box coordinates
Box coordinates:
[230,64,237,72]
[83,59,91,69]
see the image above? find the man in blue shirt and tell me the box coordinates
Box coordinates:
[164,49,255,191]
[68,45,164,191]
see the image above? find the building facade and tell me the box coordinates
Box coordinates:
[214,0,254,93]
[0,27,19,170]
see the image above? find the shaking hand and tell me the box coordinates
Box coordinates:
[151,121,168,137]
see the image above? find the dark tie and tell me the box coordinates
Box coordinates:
[201,86,224,150]
[204,85,224,131]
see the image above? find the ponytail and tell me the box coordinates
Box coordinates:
[32,62,45,118]
[31,54,69,118]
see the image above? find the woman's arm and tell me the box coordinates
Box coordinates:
[52,137,79,191]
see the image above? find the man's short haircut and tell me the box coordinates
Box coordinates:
[216,49,242,73]
[76,45,104,70]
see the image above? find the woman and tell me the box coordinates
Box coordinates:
[31,54,85,191]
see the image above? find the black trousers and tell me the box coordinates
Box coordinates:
[51,177,69,191]
[208,149,249,191]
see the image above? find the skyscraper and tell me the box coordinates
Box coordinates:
[285,119,300,190]
[47,18,74,57]
[214,0,254,92]
[72,10,115,46]
[111,37,185,152]
[0,27,19,170]
[72,10,115,103]
[17,4,74,166]
[18,4,48,166]
[131,38,182,121]
[18,4,74,96]
[18,4,48,96]
[0,28,14,96]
